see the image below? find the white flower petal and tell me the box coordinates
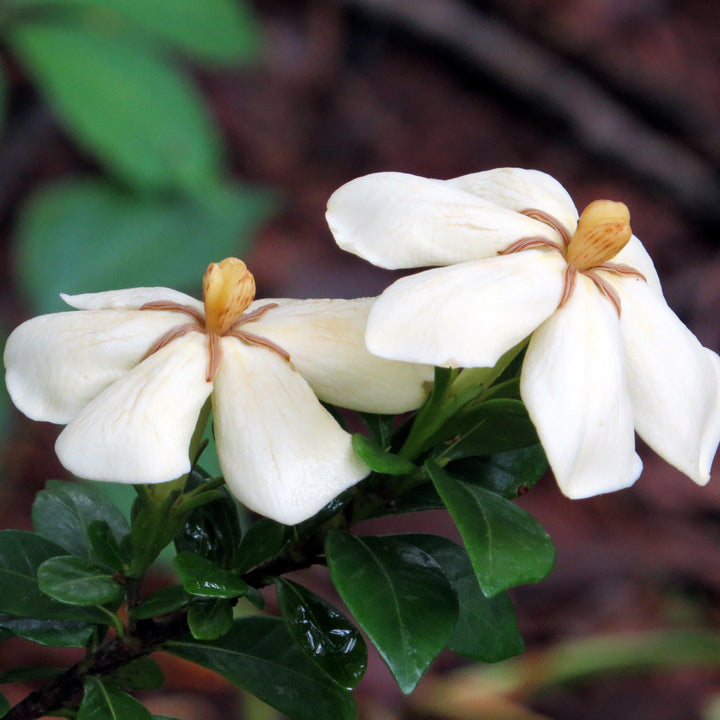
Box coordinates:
[62,287,203,313]
[446,167,578,231]
[326,172,564,269]
[213,339,369,525]
[55,333,212,483]
[609,235,662,294]
[248,298,433,413]
[521,276,642,498]
[365,249,566,368]
[4,310,188,423]
[617,277,720,484]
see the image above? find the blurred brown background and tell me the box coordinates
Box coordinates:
[3,0,720,718]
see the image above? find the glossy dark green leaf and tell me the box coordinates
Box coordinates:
[357,412,395,447]
[187,598,233,640]
[87,521,129,572]
[428,461,555,597]
[173,552,249,599]
[78,677,152,720]
[352,434,416,476]
[5,0,261,64]
[175,477,241,570]
[32,481,129,558]
[38,556,123,606]
[165,617,356,720]
[437,399,538,459]
[0,613,94,647]
[0,530,108,623]
[325,532,457,694]
[16,178,273,313]
[9,22,220,190]
[130,585,189,621]
[448,444,548,498]
[236,518,286,573]
[399,535,524,662]
[110,657,165,691]
[276,578,366,690]
[0,665,62,684]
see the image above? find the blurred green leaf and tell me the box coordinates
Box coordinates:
[38,556,123,606]
[16,178,273,312]
[399,535,524,663]
[276,578,366,690]
[0,67,6,138]
[175,473,242,570]
[0,530,108,623]
[0,665,63,684]
[173,552,249,599]
[6,0,261,64]
[79,677,152,720]
[352,434,416,476]
[130,584,189,621]
[448,444,548,498]
[87,520,128,572]
[236,518,286,573]
[109,657,165,692]
[427,461,555,597]
[166,617,356,720]
[32,480,129,558]
[0,613,94,647]
[9,21,221,190]
[325,531,457,694]
[187,598,233,640]
[0,693,8,718]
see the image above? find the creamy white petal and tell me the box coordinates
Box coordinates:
[365,250,566,368]
[213,340,369,525]
[521,276,641,498]
[4,310,190,423]
[326,172,564,269]
[55,333,212,483]
[248,298,433,413]
[609,235,662,294]
[617,277,720,484]
[62,287,204,313]
[446,168,578,231]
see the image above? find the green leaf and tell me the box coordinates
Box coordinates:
[87,521,128,572]
[38,556,123,606]
[0,693,8,718]
[235,518,286,573]
[448,444,548,498]
[0,614,94,647]
[352,434,416,476]
[165,617,356,720]
[78,677,152,720]
[357,413,395,447]
[0,530,108,623]
[9,22,221,191]
[32,480,129,558]
[187,598,233,640]
[130,585,189,621]
[109,657,165,692]
[325,532,458,694]
[5,0,261,65]
[0,665,63,684]
[175,474,242,570]
[16,178,273,312]
[427,461,555,597]
[436,399,538,459]
[276,578,366,690]
[173,552,249,599]
[399,535,524,663]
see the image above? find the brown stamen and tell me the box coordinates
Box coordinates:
[140,301,205,325]
[229,302,280,330]
[520,208,572,248]
[498,236,564,256]
[140,323,202,362]
[225,329,292,363]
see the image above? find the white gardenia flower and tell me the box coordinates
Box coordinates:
[326,168,720,498]
[4,258,432,525]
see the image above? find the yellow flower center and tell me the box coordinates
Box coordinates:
[139,257,290,381]
[499,200,645,315]
[203,258,256,334]
[565,200,632,272]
